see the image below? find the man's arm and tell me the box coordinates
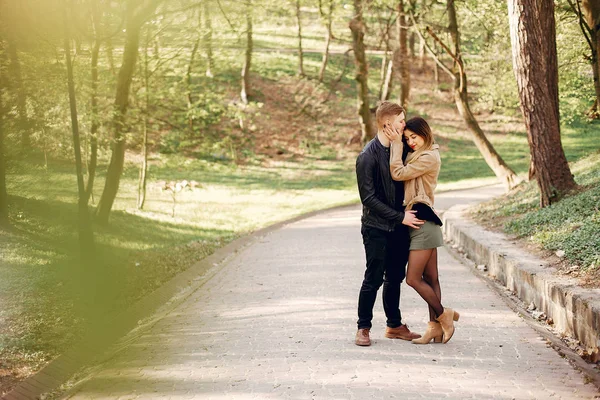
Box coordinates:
[356,152,405,224]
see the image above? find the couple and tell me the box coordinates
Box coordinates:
[355,101,459,346]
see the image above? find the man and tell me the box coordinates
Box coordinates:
[355,101,424,346]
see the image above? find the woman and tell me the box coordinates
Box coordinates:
[384,116,459,344]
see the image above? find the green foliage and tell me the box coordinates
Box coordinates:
[505,184,600,269]
[187,92,228,129]
[472,152,600,270]
[300,139,338,160]
[559,73,596,126]
[471,55,520,114]
[555,4,597,124]
[452,1,520,114]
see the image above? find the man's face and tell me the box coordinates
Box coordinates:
[389,112,406,132]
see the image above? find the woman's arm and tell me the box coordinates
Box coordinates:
[390,141,437,181]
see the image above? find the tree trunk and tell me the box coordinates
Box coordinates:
[75,37,82,55]
[454,88,521,189]
[64,12,95,254]
[85,1,101,204]
[380,51,387,86]
[296,0,305,76]
[381,59,394,101]
[0,38,8,229]
[433,50,439,86]
[507,0,577,206]
[409,32,416,58]
[241,0,252,104]
[187,10,201,134]
[203,0,214,78]
[447,0,519,190]
[589,98,599,117]
[582,0,600,118]
[418,0,427,70]
[0,105,7,229]
[6,39,29,153]
[378,46,389,99]
[138,29,150,210]
[419,35,426,70]
[105,36,116,76]
[318,0,333,82]
[395,0,410,108]
[590,53,600,118]
[350,0,375,143]
[594,30,600,117]
[95,13,144,224]
[138,113,149,210]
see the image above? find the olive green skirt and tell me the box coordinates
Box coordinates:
[409,220,444,250]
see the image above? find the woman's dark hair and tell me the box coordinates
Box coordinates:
[404,117,434,149]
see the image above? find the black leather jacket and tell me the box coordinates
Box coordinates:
[356,137,406,232]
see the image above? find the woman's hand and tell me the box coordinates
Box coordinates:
[383,124,403,142]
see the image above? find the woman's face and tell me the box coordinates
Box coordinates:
[404,129,425,151]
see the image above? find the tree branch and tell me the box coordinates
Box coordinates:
[324,48,354,104]
[425,26,459,65]
[567,0,595,51]
[425,25,466,92]
[131,0,165,26]
[461,1,493,39]
[215,0,239,34]
[408,12,455,80]
[375,11,397,51]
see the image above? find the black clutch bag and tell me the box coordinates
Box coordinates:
[412,203,443,226]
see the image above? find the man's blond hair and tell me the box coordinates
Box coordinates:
[375,102,405,130]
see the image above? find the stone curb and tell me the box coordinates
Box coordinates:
[446,246,600,390]
[1,202,360,400]
[443,204,600,354]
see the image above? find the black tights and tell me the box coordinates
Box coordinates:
[406,248,443,321]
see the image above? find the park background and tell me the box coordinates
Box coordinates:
[0,0,599,395]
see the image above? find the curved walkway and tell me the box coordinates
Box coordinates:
[63,186,598,399]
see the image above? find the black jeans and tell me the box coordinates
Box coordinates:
[357,225,410,329]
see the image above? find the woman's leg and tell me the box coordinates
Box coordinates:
[406,249,444,318]
[423,248,441,322]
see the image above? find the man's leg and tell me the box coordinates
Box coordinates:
[357,226,387,329]
[382,227,409,328]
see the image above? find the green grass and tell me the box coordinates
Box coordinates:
[0,153,358,378]
[469,151,600,270]
[429,115,600,183]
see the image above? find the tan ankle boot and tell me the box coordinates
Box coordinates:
[436,308,460,344]
[411,322,443,344]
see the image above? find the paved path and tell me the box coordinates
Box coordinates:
[64,186,599,399]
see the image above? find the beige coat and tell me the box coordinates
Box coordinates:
[390,141,441,210]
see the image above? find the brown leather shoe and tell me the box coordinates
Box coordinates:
[355,328,371,346]
[385,324,422,340]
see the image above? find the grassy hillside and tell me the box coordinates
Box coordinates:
[470,151,600,286]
